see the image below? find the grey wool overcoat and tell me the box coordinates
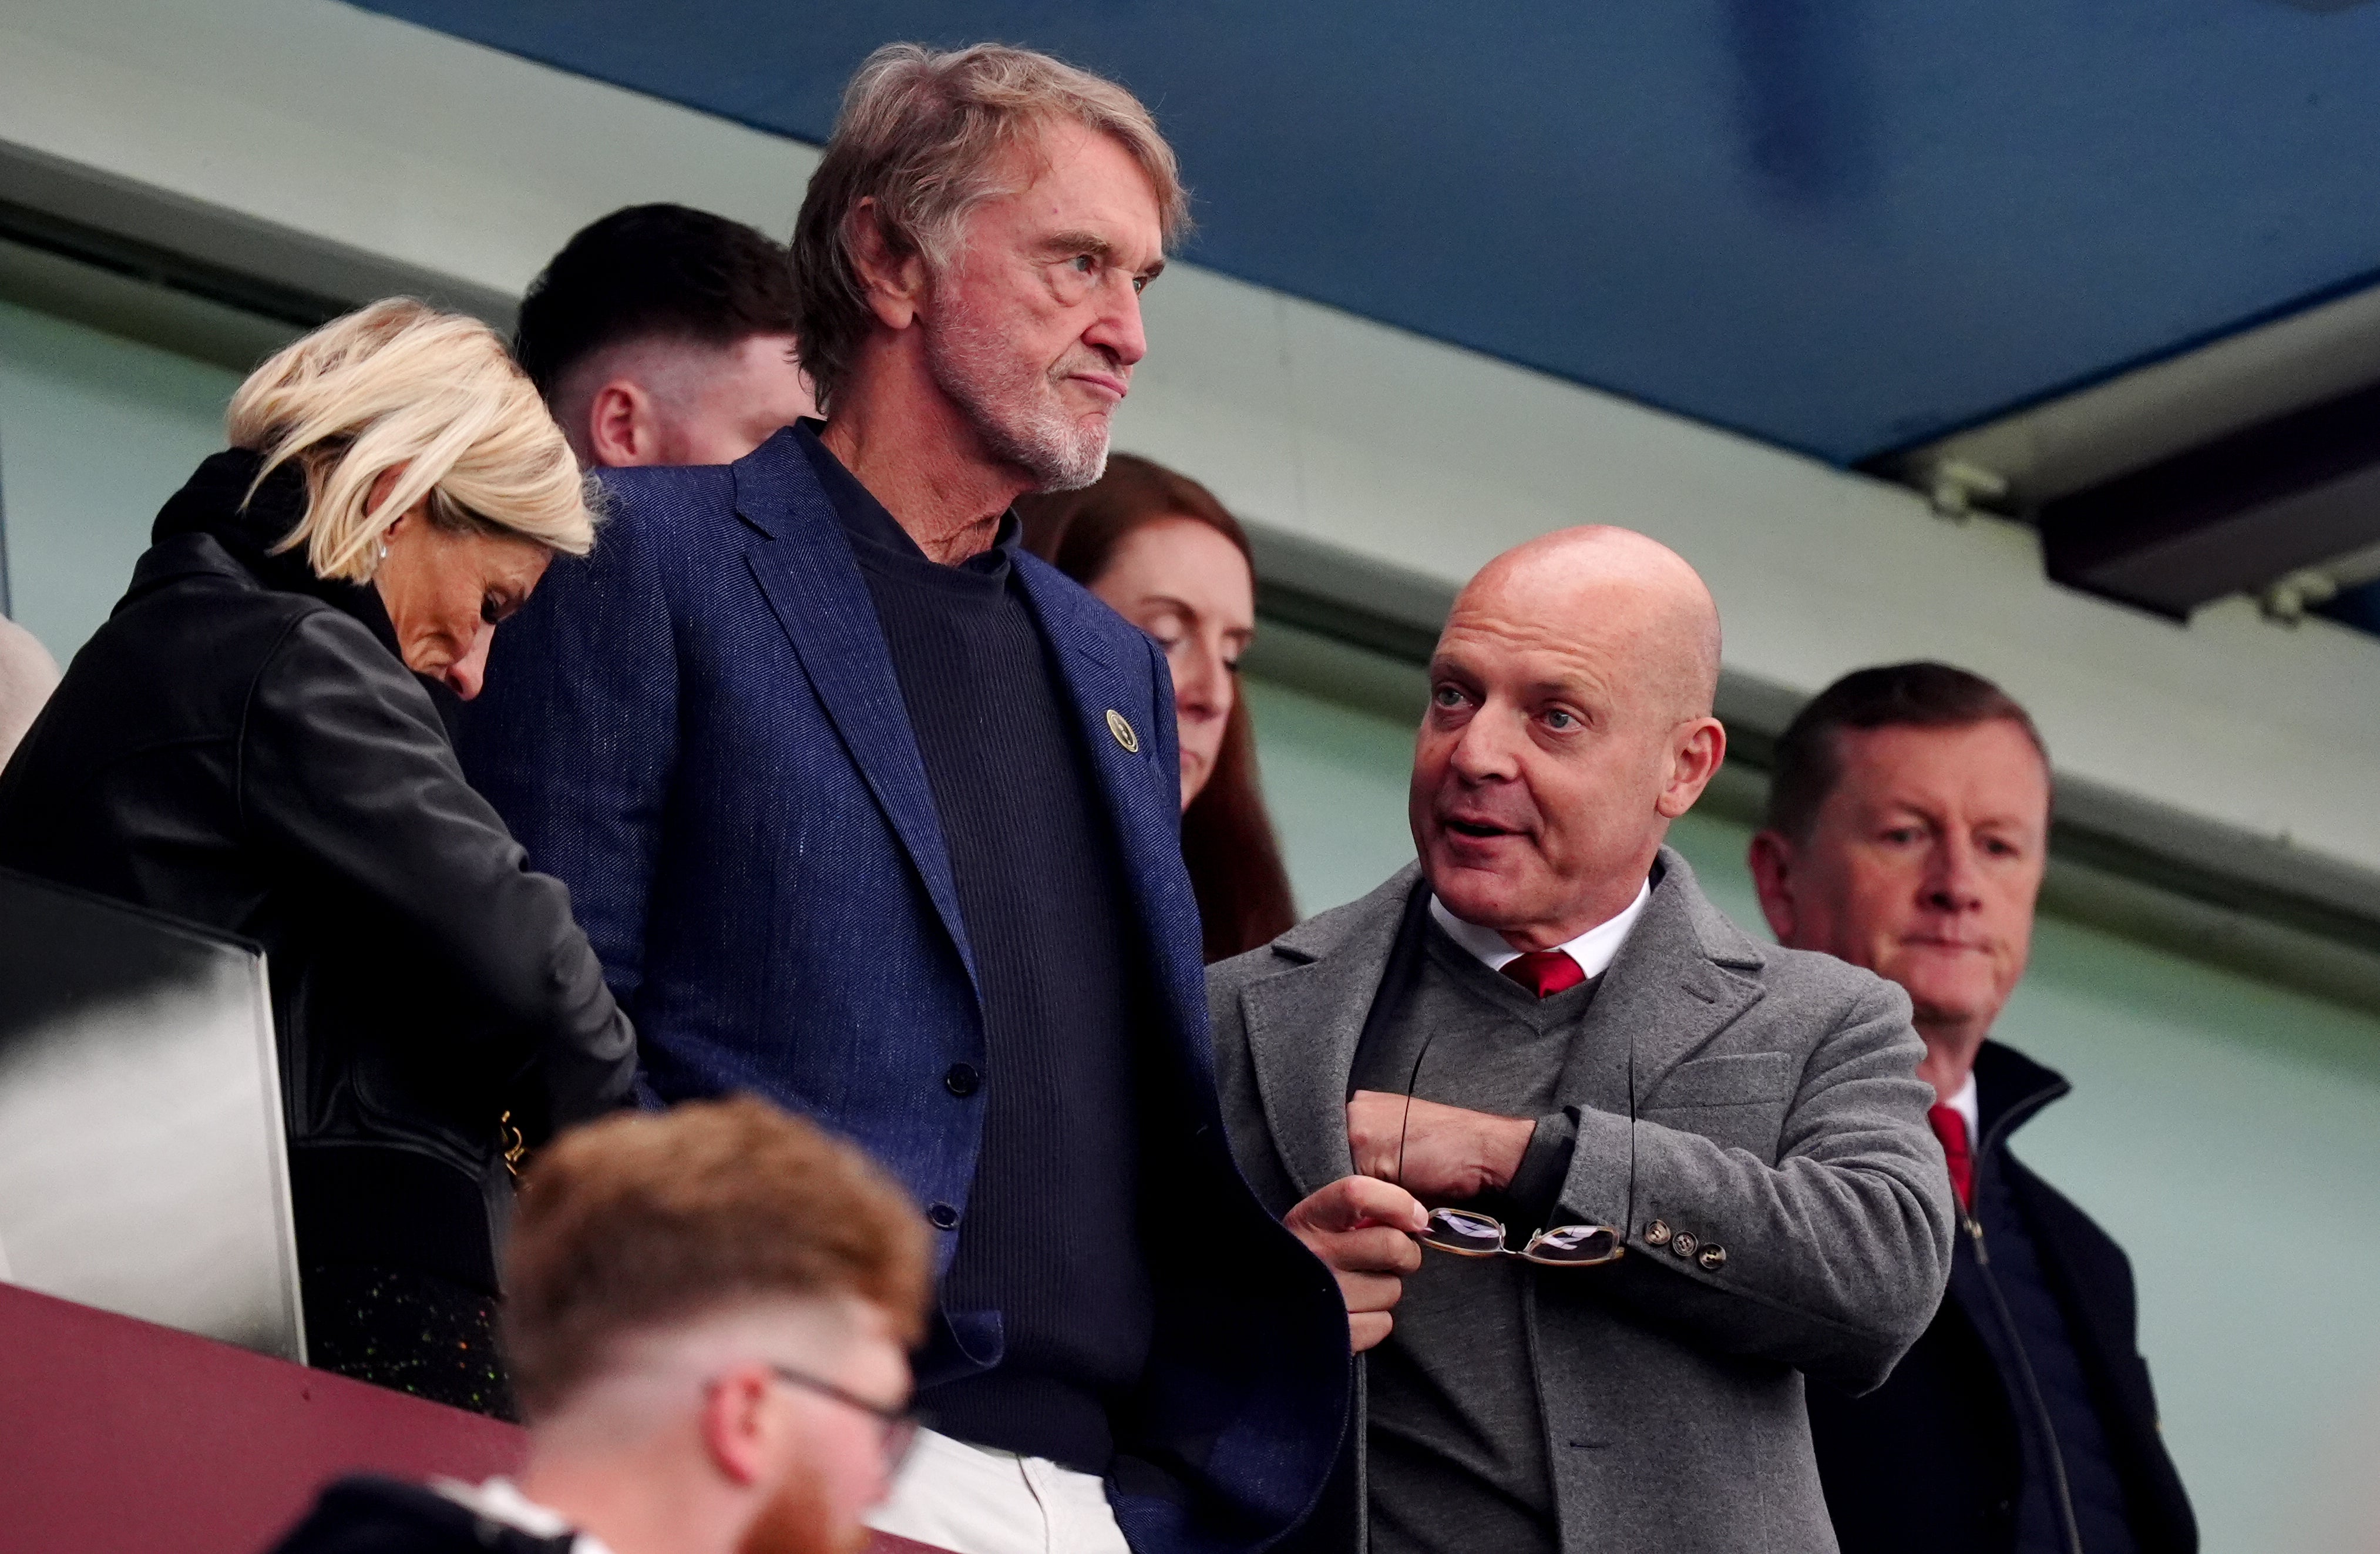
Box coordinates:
[1208,850,1957,1554]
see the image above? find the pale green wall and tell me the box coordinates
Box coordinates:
[9,281,2377,1552]
[0,298,244,660]
[1245,674,2380,1554]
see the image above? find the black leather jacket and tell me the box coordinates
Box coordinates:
[0,451,636,1292]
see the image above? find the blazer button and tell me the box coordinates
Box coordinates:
[1697,1244,1727,1271]
[1670,1230,1699,1258]
[943,1063,980,1097]
[1644,1220,1672,1246]
[927,1203,961,1231]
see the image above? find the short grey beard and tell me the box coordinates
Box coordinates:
[924,304,1112,494]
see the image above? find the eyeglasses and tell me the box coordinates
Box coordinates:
[767,1364,920,1470]
[1396,1045,1625,1270]
[1420,1206,1625,1266]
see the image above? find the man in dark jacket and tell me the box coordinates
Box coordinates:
[460,42,1346,1554]
[1749,662,2196,1554]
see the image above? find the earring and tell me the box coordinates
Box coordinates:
[378,541,389,562]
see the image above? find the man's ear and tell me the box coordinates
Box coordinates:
[845,197,930,331]
[587,380,658,469]
[698,1367,775,1488]
[1746,830,1798,942]
[1655,717,1726,820]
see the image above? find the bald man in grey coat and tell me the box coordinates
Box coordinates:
[1209,528,1954,1554]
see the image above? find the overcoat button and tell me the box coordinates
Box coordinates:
[1698,1244,1728,1271]
[1670,1231,1698,1258]
[927,1203,961,1231]
[1644,1221,1672,1246]
[944,1063,980,1097]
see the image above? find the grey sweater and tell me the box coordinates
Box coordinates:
[1352,910,1608,1554]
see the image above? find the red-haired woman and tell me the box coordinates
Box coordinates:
[1018,455,1297,962]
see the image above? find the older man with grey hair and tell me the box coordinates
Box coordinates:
[464,41,1347,1554]
[1210,526,1956,1554]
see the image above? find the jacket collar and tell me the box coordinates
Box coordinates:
[1542,848,1768,1129]
[136,448,405,663]
[1972,1039,2072,1160]
[1238,847,1767,1201]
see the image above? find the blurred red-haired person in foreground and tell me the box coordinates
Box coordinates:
[265,1096,931,1554]
[1020,454,1297,961]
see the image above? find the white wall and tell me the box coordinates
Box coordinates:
[1245,674,2380,1554]
[6,0,2380,881]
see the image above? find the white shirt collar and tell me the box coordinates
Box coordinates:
[435,1478,614,1554]
[1945,1070,1979,1146]
[1428,877,1653,982]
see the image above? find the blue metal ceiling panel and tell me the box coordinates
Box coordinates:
[348,1,2380,465]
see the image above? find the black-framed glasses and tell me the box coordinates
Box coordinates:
[767,1364,920,1469]
[1420,1206,1625,1266]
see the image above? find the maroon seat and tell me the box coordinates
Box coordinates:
[0,1281,949,1554]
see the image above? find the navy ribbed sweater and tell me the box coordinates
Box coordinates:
[805,428,1154,1472]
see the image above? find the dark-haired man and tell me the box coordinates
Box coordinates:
[515,203,817,468]
[264,1096,930,1554]
[1749,662,2196,1554]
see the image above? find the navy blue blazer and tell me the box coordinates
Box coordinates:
[461,428,1349,1554]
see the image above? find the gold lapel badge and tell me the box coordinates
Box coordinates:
[1105,708,1141,754]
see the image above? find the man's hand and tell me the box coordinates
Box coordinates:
[1284,1174,1427,1352]
[1347,1090,1536,1203]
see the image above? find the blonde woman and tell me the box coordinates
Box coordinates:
[0,300,636,1417]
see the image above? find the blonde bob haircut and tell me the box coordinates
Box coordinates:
[226,298,599,583]
[791,42,1189,413]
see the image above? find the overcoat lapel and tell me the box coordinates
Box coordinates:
[1236,870,1420,1201]
[1554,850,1767,1113]
[729,435,979,996]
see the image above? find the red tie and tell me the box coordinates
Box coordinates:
[1928,1104,1974,1211]
[1502,950,1586,998]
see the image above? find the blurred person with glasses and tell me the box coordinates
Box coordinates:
[1208,526,1957,1554]
[265,1096,930,1554]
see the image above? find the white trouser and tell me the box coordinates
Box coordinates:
[865,1428,1130,1554]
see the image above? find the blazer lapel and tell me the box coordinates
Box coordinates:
[1554,848,1767,1114]
[730,435,978,995]
[1237,870,1420,1201]
[1011,561,1214,1066]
